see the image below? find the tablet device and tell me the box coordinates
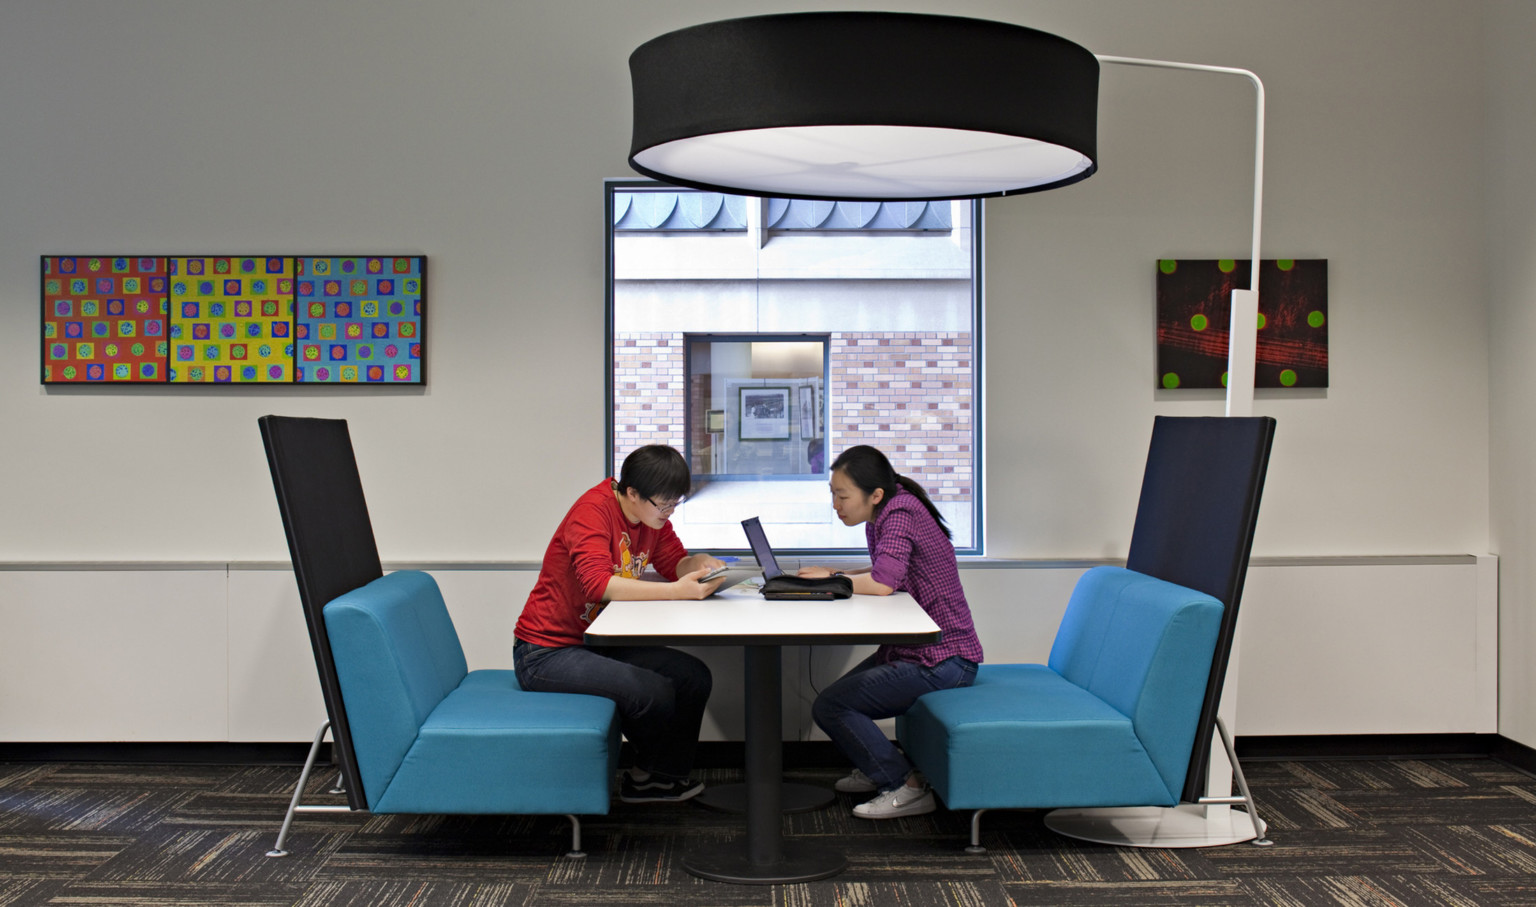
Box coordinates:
[698,563,756,593]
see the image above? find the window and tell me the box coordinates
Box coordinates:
[607,182,981,553]
[686,335,828,479]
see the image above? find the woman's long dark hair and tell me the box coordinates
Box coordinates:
[830,445,951,540]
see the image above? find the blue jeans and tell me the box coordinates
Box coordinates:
[514,639,712,782]
[812,653,977,793]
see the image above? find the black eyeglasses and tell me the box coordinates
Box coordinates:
[647,496,685,513]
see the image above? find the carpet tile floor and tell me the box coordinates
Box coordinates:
[1,759,1535,905]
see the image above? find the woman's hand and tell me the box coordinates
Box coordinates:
[797,565,891,595]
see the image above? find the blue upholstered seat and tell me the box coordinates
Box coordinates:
[899,567,1222,812]
[260,415,625,858]
[324,570,620,817]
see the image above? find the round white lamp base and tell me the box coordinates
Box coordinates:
[1045,804,1268,848]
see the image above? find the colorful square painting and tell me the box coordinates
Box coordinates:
[41,257,169,383]
[295,257,425,383]
[167,257,296,383]
[1155,258,1329,389]
[41,254,425,387]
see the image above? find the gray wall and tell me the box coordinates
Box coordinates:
[1487,0,1536,749]
[0,1,1508,733]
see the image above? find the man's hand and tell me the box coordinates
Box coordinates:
[674,566,726,600]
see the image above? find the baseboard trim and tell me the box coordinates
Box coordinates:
[0,741,329,765]
[1235,733,1498,761]
[0,735,1526,769]
[1491,736,1536,774]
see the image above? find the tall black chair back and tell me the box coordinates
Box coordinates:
[1125,415,1276,803]
[259,415,384,810]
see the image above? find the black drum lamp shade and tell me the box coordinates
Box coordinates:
[628,12,1101,202]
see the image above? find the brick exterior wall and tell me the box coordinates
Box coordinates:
[829,332,973,502]
[613,331,972,503]
[613,333,685,466]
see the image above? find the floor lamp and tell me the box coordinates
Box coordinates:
[1043,54,1269,848]
[626,11,1269,847]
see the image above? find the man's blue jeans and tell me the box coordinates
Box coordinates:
[514,640,712,782]
[812,652,977,793]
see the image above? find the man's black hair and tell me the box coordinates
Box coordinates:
[616,445,691,501]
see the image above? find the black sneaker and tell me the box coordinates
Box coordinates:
[620,773,704,804]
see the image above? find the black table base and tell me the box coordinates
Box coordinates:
[694,781,835,814]
[682,840,847,884]
[681,645,849,884]
[584,597,942,885]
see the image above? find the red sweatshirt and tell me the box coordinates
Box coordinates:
[514,479,688,647]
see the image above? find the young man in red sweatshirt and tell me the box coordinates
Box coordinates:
[513,445,725,802]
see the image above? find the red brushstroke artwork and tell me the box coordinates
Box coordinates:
[1155,259,1328,389]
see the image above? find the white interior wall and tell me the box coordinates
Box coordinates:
[1,559,1494,743]
[0,0,1490,564]
[1486,0,1536,749]
[0,1,1509,743]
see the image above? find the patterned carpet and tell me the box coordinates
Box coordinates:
[3,757,1536,905]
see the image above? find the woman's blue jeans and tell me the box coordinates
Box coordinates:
[514,640,712,782]
[812,652,977,793]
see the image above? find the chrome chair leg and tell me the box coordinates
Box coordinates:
[1218,717,1272,846]
[564,814,586,858]
[266,721,355,857]
[965,808,989,853]
[1196,716,1273,846]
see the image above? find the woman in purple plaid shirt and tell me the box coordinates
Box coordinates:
[797,445,984,819]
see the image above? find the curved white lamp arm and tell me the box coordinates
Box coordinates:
[1096,56,1266,418]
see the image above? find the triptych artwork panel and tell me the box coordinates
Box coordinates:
[296,257,423,384]
[41,255,426,385]
[42,257,170,383]
[169,257,296,384]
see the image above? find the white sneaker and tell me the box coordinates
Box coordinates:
[852,783,935,819]
[835,768,878,793]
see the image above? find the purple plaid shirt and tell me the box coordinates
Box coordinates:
[866,489,984,667]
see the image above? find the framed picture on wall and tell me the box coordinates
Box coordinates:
[1155,258,1328,389]
[797,385,817,439]
[739,386,791,440]
[705,409,725,433]
[40,254,428,385]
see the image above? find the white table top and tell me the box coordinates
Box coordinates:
[583,583,941,647]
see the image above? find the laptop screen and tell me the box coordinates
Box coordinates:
[740,516,783,579]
